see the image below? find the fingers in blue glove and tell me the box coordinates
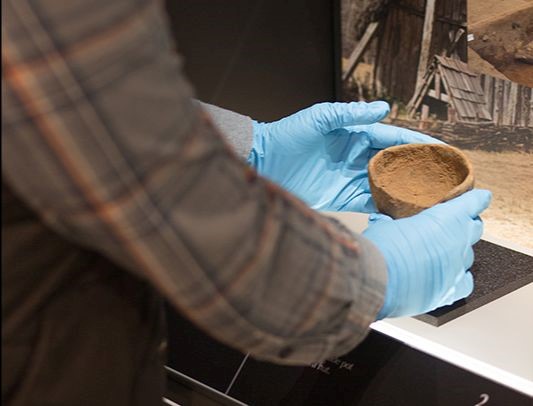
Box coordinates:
[464,246,475,270]
[434,190,491,246]
[312,101,390,135]
[368,212,393,224]
[470,217,484,245]
[249,101,398,213]
[433,189,492,219]
[336,193,377,213]
[454,271,475,300]
[365,123,444,148]
[364,188,492,319]
[438,271,474,308]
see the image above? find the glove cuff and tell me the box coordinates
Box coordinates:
[247,121,267,170]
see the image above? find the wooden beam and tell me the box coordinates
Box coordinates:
[493,79,504,126]
[438,66,461,122]
[342,21,379,82]
[502,81,513,126]
[521,86,528,127]
[518,86,526,127]
[446,28,466,57]
[505,82,519,126]
[428,89,449,102]
[447,105,457,123]
[407,68,435,118]
[528,89,533,128]
[483,75,495,122]
[414,0,436,92]
[434,71,441,98]
[421,104,430,120]
[419,104,430,130]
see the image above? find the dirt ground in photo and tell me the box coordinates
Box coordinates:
[468,0,533,27]
[463,150,533,249]
[468,0,533,87]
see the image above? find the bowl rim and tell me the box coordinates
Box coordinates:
[368,143,475,206]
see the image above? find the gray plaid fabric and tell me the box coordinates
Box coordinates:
[2,0,386,365]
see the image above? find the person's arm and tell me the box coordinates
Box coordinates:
[196,101,253,159]
[2,0,386,365]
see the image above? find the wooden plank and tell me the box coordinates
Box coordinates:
[447,105,457,123]
[421,104,430,119]
[502,81,513,126]
[508,82,519,126]
[517,85,525,127]
[529,88,533,128]
[415,0,437,92]
[419,104,430,130]
[483,75,495,121]
[439,65,461,122]
[493,79,503,126]
[523,86,529,127]
[342,21,379,82]
[407,69,436,117]
[428,89,449,102]
[445,28,466,58]
[434,71,441,98]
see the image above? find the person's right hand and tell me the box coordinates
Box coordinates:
[363,189,492,319]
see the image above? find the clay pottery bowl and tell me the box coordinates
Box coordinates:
[368,143,474,219]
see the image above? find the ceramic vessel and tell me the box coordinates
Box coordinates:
[368,143,475,218]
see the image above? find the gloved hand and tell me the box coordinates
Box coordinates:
[248,101,443,212]
[363,189,492,319]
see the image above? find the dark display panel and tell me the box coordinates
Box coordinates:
[165,314,532,406]
[164,0,340,122]
[417,240,533,326]
[227,331,532,406]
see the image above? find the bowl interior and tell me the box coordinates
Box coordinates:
[372,144,471,207]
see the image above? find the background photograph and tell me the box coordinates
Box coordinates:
[341,0,533,249]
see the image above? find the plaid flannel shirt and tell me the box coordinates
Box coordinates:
[2,0,386,364]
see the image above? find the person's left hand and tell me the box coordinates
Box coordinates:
[248,101,443,212]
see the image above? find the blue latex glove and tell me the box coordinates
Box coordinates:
[363,189,492,319]
[248,101,443,212]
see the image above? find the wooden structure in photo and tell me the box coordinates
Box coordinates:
[408,55,533,128]
[407,55,491,123]
[342,0,467,103]
[481,75,533,128]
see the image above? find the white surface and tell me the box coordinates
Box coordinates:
[325,212,533,397]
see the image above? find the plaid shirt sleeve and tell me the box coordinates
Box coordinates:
[2,0,386,365]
